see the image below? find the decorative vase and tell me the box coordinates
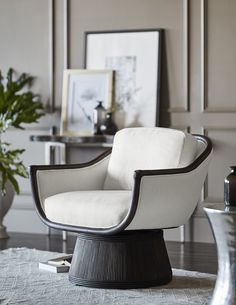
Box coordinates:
[224,166,236,206]
[0,181,15,239]
[100,112,118,135]
[93,101,106,135]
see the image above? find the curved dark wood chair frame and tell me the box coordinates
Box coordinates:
[30,135,212,289]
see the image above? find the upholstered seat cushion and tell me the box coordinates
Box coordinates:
[104,128,198,190]
[44,190,132,228]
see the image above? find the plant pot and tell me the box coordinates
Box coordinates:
[0,181,15,239]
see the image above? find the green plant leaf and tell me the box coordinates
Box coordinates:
[0,68,45,194]
[7,174,20,194]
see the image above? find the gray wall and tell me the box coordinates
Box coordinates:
[1,0,236,242]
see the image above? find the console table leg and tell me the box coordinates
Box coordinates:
[62,231,67,241]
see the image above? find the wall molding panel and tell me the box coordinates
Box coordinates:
[63,0,69,69]
[169,0,190,113]
[204,127,236,202]
[200,0,206,113]
[183,0,190,112]
[49,0,55,112]
[201,0,236,113]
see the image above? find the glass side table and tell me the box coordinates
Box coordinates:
[204,203,236,305]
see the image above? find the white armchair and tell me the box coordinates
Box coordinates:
[30,127,212,289]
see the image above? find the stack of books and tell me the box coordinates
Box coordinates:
[38,255,72,273]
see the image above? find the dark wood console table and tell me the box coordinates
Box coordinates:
[30,134,114,145]
[30,134,114,164]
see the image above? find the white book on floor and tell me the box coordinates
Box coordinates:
[38,255,72,273]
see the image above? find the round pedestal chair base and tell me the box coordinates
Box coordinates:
[69,230,172,289]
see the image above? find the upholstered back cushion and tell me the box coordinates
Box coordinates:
[103,128,198,190]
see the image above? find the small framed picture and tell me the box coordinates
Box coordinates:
[60,69,113,135]
[85,29,162,129]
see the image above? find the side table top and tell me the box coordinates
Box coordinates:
[204,203,236,214]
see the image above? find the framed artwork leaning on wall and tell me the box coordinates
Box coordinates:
[85,29,163,129]
[60,69,113,136]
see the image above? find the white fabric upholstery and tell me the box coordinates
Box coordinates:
[178,133,198,167]
[126,153,212,230]
[37,154,110,210]
[44,190,132,228]
[38,128,209,231]
[104,128,198,190]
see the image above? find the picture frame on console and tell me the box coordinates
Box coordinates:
[85,29,162,129]
[60,69,113,136]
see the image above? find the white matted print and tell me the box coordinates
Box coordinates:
[60,69,113,135]
[85,29,162,129]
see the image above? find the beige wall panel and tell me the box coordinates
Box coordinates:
[189,0,202,114]
[206,0,236,111]
[188,216,214,243]
[205,129,236,202]
[2,129,48,194]
[54,0,66,109]
[0,0,57,234]
[5,209,47,234]
[69,0,188,112]
[0,0,51,105]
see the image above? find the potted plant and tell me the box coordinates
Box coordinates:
[0,68,44,238]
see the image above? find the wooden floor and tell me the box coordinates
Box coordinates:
[0,232,218,275]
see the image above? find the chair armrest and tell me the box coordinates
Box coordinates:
[124,152,212,231]
[30,149,111,213]
[117,135,213,231]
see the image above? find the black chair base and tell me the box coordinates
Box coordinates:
[69,229,172,289]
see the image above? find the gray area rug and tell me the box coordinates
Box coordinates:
[0,248,215,305]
